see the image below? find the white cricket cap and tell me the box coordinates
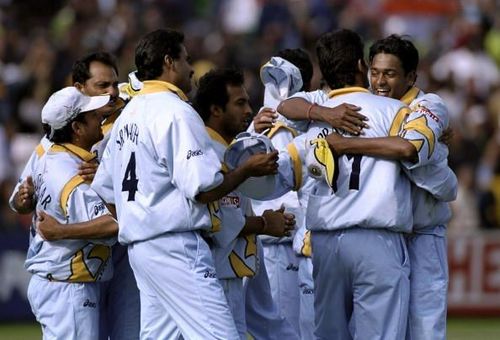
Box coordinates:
[224,131,277,200]
[41,86,110,132]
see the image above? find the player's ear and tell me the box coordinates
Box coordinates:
[74,82,85,93]
[210,104,223,118]
[71,120,83,138]
[357,59,368,74]
[406,70,417,86]
[164,55,174,70]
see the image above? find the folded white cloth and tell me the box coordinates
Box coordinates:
[260,57,303,110]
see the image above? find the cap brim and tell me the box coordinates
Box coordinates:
[81,94,111,113]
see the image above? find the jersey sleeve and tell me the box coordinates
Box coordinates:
[400,94,449,169]
[158,106,224,201]
[265,134,308,199]
[9,137,51,212]
[66,184,116,246]
[405,159,458,202]
[92,145,115,204]
[9,150,38,212]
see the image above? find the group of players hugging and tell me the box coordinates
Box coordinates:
[10,27,456,340]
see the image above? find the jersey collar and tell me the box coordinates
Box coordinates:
[206,127,229,147]
[400,86,421,106]
[51,143,96,162]
[138,80,189,101]
[327,87,370,98]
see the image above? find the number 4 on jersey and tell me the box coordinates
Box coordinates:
[122,152,138,201]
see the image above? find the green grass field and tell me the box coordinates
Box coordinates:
[0,318,499,340]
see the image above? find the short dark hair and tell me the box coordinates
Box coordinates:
[135,29,184,81]
[194,68,245,122]
[369,34,419,75]
[72,52,119,84]
[45,112,88,143]
[277,48,313,91]
[316,29,364,90]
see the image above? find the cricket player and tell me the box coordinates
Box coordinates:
[91,29,278,339]
[194,68,296,339]
[10,52,141,340]
[26,87,116,339]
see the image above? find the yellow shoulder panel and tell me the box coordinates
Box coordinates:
[35,143,46,158]
[389,107,411,137]
[266,121,298,139]
[60,175,89,216]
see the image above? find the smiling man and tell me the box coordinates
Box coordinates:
[275,34,456,340]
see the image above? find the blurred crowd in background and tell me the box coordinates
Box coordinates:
[0,0,498,236]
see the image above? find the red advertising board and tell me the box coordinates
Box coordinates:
[448,233,500,316]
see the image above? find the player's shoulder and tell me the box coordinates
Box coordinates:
[411,92,449,126]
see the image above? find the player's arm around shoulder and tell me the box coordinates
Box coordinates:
[40,181,118,243]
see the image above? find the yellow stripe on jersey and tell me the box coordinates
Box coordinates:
[138,80,188,102]
[301,230,312,257]
[403,115,436,158]
[409,140,424,153]
[310,138,336,188]
[229,251,255,278]
[60,175,89,216]
[207,201,222,233]
[266,121,298,139]
[244,234,257,257]
[51,144,97,162]
[327,86,370,98]
[101,103,124,136]
[68,244,111,282]
[35,143,46,158]
[287,143,302,191]
[206,127,229,147]
[400,86,421,106]
[389,107,411,137]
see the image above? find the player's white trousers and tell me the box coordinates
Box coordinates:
[406,225,448,340]
[244,242,299,340]
[128,231,239,340]
[220,278,246,340]
[99,244,140,340]
[298,256,315,340]
[27,275,102,340]
[312,228,410,340]
[262,241,300,334]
